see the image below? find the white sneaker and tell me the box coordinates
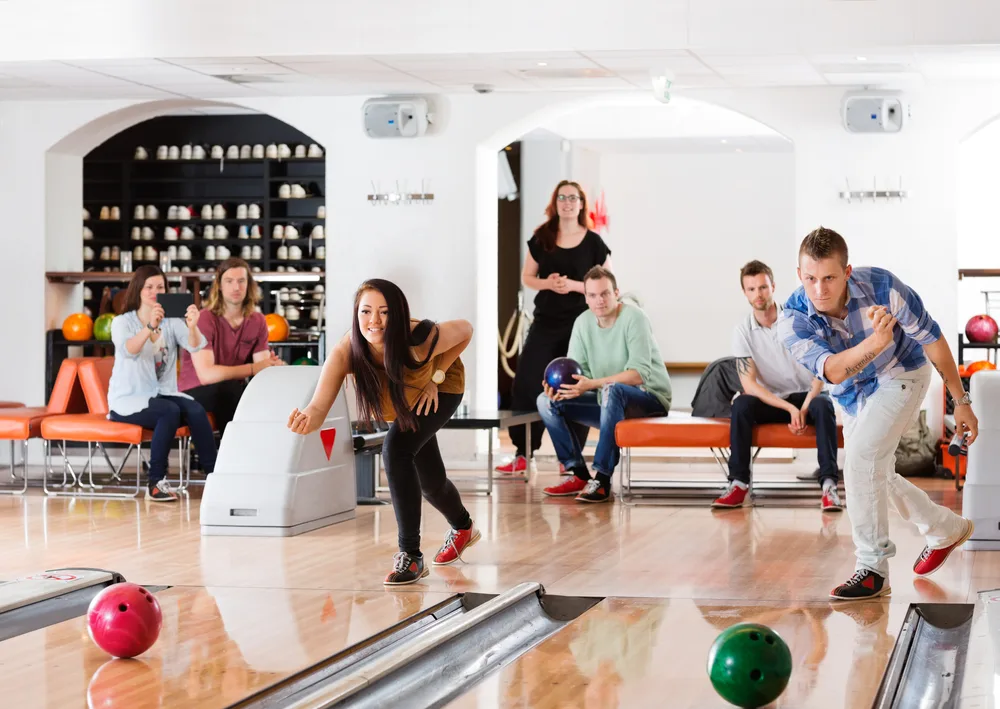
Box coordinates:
[181,144,192,160]
[236,204,248,219]
[201,204,213,220]
[203,225,214,240]
[248,204,261,219]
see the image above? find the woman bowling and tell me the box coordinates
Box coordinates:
[107,265,217,502]
[500,179,613,478]
[287,279,478,585]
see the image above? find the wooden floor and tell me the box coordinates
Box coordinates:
[0,454,994,708]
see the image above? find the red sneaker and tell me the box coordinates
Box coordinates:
[495,456,528,474]
[821,487,843,512]
[711,483,748,508]
[433,524,481,566]
[913,519,975,577]
[543,476,588,497]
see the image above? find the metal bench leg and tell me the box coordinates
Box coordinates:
[0,440,28,495]
[623,447,632,504]
[487,429,494,496]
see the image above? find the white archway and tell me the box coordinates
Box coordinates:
[473,92,795,413]
[45,97,328,338]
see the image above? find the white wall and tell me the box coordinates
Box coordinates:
[600,149,796,362]
[8,86,1000,464]
[958,118,1000,360]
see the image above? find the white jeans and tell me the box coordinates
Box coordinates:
[840,364,965,577]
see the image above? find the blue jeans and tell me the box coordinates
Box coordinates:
[110,395,217,485]
[536,383,667,477]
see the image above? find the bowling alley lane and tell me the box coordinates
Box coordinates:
[0,585,452,708]
[444,596,912,709]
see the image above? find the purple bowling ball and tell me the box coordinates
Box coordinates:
[545,357,583,390]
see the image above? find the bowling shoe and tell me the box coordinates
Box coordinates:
[146,479,176,502]
[711,481,748,508]
[433,523,481,565]
[496,455,529,474]
[912,518,975,577]
[820,486,843,512]
[543,474,588,496]
[384,552,428,586]
[829,569,890,600]
[575,476,611,503]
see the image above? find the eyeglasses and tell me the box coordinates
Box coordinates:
[556,195,580,203]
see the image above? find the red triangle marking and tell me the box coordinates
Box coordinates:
[319,428,336,460]
[862,575,875,590]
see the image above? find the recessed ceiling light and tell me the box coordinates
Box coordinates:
[856,56,867,61]
[537,62,547,67]
[735,148,743,153]
[720,139,728,144]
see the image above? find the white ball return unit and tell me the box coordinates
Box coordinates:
[962,369,1000,550]
[200,366,356,537]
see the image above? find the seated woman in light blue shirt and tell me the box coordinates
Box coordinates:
[108,265,218,501]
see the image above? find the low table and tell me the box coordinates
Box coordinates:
[442,410,542,495]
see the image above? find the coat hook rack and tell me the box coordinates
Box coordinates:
[839,176,908,203]
[368,179,435,206]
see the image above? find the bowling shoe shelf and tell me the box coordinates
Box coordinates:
[79,114,327,337]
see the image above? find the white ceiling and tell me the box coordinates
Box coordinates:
[571,136,795,155]
[0,46,995,101]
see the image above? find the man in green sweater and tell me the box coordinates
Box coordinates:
[538,266,672,502]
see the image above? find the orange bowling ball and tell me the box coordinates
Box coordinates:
[265,313,289,342]
[62,313,94,341]
[966,360,997,375]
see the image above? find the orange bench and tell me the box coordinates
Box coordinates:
[0,402,24,409]
[41,357,212,497]
[0,358,91,494]
[615,413,844,503]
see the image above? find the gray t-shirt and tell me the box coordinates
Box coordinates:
[732,303,817,399]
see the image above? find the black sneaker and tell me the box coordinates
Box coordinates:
[829,569,890,600]
[145,479,177,502]
[575,477,611,503]
[384,552,428,586]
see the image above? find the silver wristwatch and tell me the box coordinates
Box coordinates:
[955,391,972,407]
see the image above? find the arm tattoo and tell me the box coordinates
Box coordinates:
[736,357,752,375]
[844,350,876,376]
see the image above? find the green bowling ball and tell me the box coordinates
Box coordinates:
[292,355,319,366]
[707,622,792,708]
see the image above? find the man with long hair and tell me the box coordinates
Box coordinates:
[779,227,978,600]
[179,258,284,436]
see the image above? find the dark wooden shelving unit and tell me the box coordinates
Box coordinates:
[51,115,329,394]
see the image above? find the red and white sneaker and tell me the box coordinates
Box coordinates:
[821,486,843,512]
[913,518,975,577]
[495,456,528,475]
[543,475,588,497]
[433,523,481,565]
[711,482,748,508]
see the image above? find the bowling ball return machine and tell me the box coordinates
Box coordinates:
[962,370,1000,550]
[200,366,357,537]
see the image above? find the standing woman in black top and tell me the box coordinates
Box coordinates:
[498,180,613,476]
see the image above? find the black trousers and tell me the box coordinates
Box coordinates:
[509,319,589,457]
[384,392,472,554]
[186,379,246,437]
[728,391,839,487]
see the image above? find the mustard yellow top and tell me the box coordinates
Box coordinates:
[375,321,465,422]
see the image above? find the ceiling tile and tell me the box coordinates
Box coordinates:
[163,56,274,67]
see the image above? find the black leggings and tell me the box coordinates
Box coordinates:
[509,319,589,457]
[384,392,472,554]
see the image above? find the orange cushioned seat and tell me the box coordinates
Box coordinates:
[615,415,843,449]
[0,358,91,443]
[0,401,24,409]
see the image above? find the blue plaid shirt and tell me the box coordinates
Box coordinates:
[777,266,942,416]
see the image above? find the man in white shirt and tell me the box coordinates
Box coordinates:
[712,260,842,511]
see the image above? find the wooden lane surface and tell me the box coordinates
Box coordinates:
[0,585,452,709]
[446,596,907,709]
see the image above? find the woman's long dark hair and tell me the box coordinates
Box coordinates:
[120,265,167,314]
[350,279,439,432]
[532,180,594,252]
